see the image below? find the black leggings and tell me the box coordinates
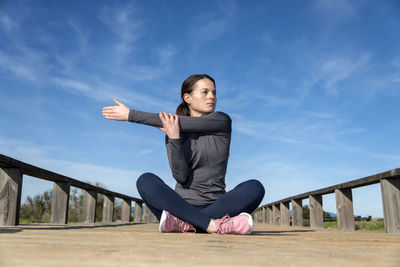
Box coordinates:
[136,172,265,231]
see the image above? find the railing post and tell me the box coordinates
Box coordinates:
[256,209,261,223]
[272,204,280,225]
[0,168,23,226]
[381,178,400,234]
[82,190,97,223]
[267,205,273,224]
[50,182,70,224]
[262,206,267,223]
[292,199,303,227]
[280,202,290,226]
[102,194,114,223]
[121,199,131,223]
[335,188,355,231]
[134,201,142,223]
[142,204,150,223]
[309,195,323,228]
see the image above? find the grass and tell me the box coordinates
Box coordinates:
[323,220,385,232]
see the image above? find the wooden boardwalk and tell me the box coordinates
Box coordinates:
[1,223,399,266]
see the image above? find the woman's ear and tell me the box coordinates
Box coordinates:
[183,93,191,105]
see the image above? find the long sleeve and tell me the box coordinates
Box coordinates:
[165,136,190,185]
[128,109,231,135]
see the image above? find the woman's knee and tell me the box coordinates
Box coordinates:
[136,172,160,193]
[245,179,265,201]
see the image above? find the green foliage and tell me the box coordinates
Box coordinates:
[323,220,385,232]
[19,181,111,224]
[302,205,332,220]
[19,190,52,223]
[68,188,83,223]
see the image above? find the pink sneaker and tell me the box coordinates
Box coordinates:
[214,213,253,235]
[159,210,196,233]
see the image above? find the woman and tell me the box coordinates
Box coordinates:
[102,74,265,234]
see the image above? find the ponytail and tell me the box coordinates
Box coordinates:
[176,102,190,116]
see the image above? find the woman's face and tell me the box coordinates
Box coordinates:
[184,78,216,117]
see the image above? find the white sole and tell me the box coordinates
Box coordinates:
[239,212,253,234]
[159,210,167,233]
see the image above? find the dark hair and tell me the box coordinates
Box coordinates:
[176,74,216,116]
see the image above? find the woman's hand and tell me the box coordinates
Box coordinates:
[158,112,180,139]
[102,99,130,121]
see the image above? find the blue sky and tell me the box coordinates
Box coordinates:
[1,0,399,217]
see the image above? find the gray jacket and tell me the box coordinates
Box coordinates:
[128,110,232,205]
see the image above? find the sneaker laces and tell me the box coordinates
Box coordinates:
[215,214,234,235]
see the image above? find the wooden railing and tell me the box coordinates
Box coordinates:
[253,168,400,234]
[0,154,158,226]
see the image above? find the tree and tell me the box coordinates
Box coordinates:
[303,205,332,220]
[20,190,52,223]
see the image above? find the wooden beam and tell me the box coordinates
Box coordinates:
[292,199,303,227]
[0,154,142,203]
[335,188,355,231]
[381,178,400,234]
[280,202,290,226]
[259,168,400,207]
[0,168,23,226]
[134,201,142,223]
[272,204,280,225]
[50,182,70,224]
[309,195,323,228]
[102,195,114,223]
[82,190,97,223]
[121,199,131,223]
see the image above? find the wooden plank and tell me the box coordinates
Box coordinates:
[134,201,142,223]
[102,195,114,223]
[267,206,273,224]
[82,190,97,223]
[272,204,280,225]
[292,199,303,227]
[280,202,290,226]
[50,182,70,224]
[335,188,355,231]
[121,199,131,223]
[309,195,323,228]
[381,178,400,234]
[0,168,23,226]
[0,154,142,203]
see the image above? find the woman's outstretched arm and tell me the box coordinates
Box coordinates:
[103,99,231,135]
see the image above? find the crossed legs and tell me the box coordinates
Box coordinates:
[136,172,265,232]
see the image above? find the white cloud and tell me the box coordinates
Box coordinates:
[312,54,371,96]
[156,44,177,64]
[312,0,356,25]
[98,3,143,59]
[188,0,237,44]
[0,12,17,32]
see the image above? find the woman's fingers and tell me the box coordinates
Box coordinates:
[113,98,125,107]
[102,100,129,121]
